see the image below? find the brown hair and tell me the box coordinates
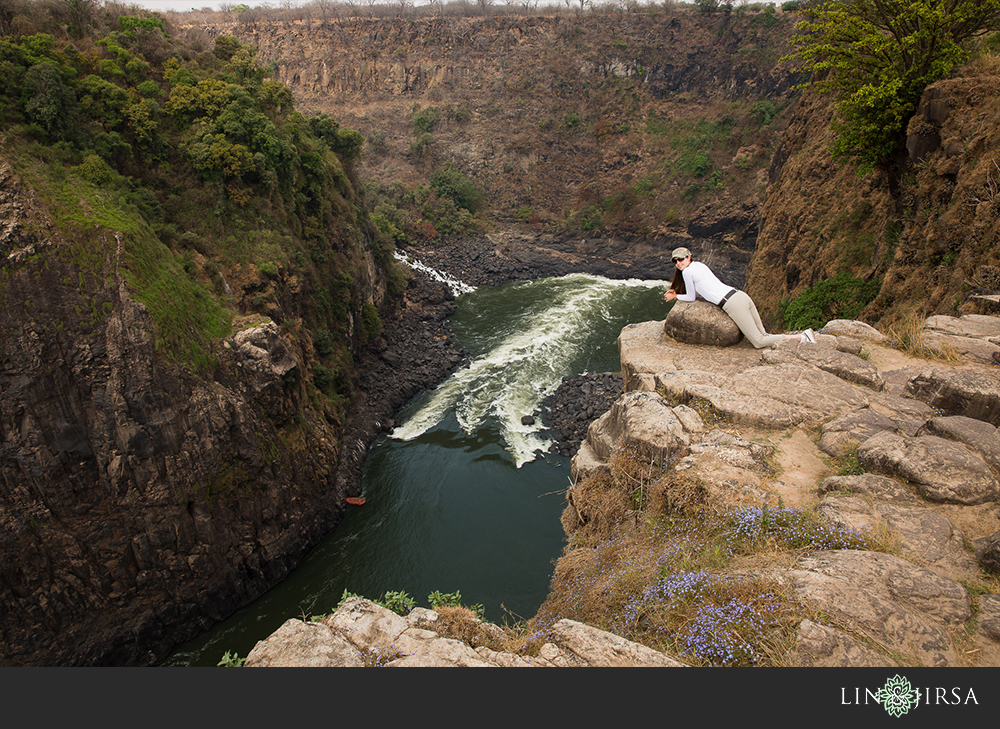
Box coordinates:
[669,263,687,296]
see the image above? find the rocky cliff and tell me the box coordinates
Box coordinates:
[198,9,803,243]
[748,58,1000,331]
[0,152,462,666]
[236,311,1000,667]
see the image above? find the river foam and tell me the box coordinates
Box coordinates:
[389,271,666,467]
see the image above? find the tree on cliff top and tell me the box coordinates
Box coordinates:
[786,0,1000,175]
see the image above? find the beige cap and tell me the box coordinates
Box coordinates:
[671,247,692,260]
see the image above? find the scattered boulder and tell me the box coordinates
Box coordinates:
[976,531,1000,574]
[980,594,1000,641]
[856,431,1000,505]
[818,408,899,458]
[823,319,889,343]
[905,367,1000,427]
[664,300,743,346]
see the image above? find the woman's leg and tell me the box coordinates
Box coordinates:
[723,291,786,349]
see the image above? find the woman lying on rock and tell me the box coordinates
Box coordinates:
[663,247,816,349]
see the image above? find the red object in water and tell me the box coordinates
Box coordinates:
[346,496,366,505]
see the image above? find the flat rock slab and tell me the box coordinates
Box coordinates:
[868,392,936,435]
[922,331,999,364]
[618,320,762,389]
[714,363,870,428]
[788,619,894,667]
[924,314,1000,340]
[857,431,1000,505]
[818,474,920,503]
[817,495,977,579]
[905,367,1000,427]
[787,550,970,667]
[764,345,885,391]
[819,408,899,458]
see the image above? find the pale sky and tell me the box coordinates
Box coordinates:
[128,0,223,10]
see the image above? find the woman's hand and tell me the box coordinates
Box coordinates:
[664,289,677,302]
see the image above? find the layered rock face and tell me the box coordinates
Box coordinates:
[0,158,461,666]
[200,12,803,245]
[0,257,344,665]
[749,70,1000,330]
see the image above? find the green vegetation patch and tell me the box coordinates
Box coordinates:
[780,271,881,332]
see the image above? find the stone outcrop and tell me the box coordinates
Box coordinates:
[244,597,687,667]
[566,315,1000,667]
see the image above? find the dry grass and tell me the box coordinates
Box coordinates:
[532,442,895,666]
[879,310,964,363]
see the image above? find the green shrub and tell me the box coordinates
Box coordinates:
[360,301,382,340]
[780,271,881,331]
[75,154,115,186]
[411,105,440,134]
[429,163,481,213]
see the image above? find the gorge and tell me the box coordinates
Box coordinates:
[1,2,999,667]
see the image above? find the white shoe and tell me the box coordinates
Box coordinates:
[804,328,817,344]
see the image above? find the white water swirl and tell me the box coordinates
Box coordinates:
[389,267,665,467]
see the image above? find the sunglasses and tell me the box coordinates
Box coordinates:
[672,256,688,263]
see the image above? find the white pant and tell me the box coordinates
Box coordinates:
[721,291,785,349]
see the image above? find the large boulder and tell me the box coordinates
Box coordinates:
[976,531,1000,575]
[664,300,743,346]
[916,415,1000,472]
[904,368,1000,427]
[818,408,899,458]
[570,390,702,481]
[822,319,889,343]
[539,619,687,667]
[244,618,364,667]
[856,431,1000,505]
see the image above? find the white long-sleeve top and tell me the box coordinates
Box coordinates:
[675,261,734,305]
